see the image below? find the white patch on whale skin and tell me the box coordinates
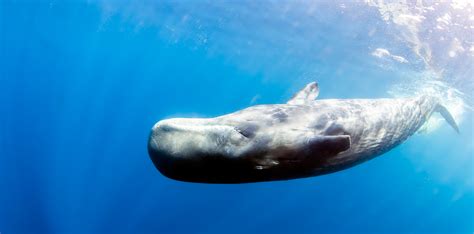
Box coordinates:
[150,118,249,158]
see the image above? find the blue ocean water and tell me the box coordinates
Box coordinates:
[1,1,473,233]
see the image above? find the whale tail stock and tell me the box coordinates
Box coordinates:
[435,103,460,133]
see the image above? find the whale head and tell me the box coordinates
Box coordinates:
[148,117,260,182]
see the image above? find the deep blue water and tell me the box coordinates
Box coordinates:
[1,1,473,233]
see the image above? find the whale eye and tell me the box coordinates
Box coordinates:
[235,123,258,138]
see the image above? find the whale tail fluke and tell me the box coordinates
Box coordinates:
[435,104,460,133]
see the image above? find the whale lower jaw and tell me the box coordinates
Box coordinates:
[149,156,329,184]
[148,146,348,184]
[150,157,355,184]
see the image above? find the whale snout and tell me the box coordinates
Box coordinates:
[147,118,251,182]
[148,118,208,162]
[148,119,207,180]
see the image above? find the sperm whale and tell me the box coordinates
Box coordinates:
[148,82,459,183]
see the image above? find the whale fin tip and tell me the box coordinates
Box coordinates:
[436,104,460,134]
[287,82,319,105]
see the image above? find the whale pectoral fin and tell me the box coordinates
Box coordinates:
[287,82,319,105]
[307,135,351,155]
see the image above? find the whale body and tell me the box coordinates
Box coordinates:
[148,82,459,183]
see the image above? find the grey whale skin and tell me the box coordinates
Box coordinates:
[148,82,459,183]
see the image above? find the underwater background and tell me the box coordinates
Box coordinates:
[1,0,473,233]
